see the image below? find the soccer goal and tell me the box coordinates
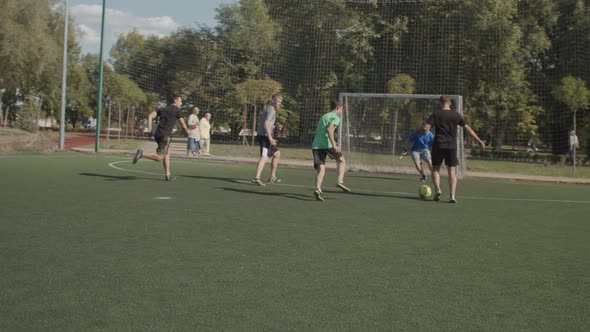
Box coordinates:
[338,93,467,178]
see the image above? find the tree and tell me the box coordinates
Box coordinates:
[216,0,281,81]
[110,30,146,76]
[552,76,590,133]
[162,28,217,105]
[103,70,147,142]
[264,0,378,142]
[459,0,552,152]
[538,0,590,154]
[0,0,62,129]
[386,74,416,151]
[0,0,86,130]
[0,0,59,92]
[109,33,167,96]
[235,78,281,145]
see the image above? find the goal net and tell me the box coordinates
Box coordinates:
[340,93,467,177]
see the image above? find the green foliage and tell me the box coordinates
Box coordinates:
[216,0,281,80]
[387,74,416,95]
[104,71,147,106]
[0,0,60,92]
[110,30,146,75]
[2,0,589,152]
[66,66,95,116]
[0,0,88,130]
[552,76,590,115]
[235,78,281,105]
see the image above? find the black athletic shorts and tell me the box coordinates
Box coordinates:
[312,148,343,169]
[431,144,458,167]
[257,135,279,157]
[155,135,172,156]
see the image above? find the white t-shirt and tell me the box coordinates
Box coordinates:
[188,114,201,139]
[569,134,578,147]
[200,118,211,139]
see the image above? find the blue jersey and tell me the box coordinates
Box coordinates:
[408,131,434,152]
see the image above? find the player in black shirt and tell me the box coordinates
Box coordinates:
[425,96,485,203]
[132,95,190,181]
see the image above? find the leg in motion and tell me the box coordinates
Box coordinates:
[268,150,281,183]
[432,165,442,201]
[314,164,326,201]
[335,156,350,192]
[448,166,457,203]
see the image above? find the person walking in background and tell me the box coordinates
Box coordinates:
[569,130,579,164]
[186,107,201,157]
[132,95,190,181]
[88,115,96,129]
[200,112,211,156]
[408,122,434,182]
[311,100,351,201]
[425,95,485,203]
[251,94,282,186]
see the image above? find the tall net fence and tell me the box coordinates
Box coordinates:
[2,0,589,177]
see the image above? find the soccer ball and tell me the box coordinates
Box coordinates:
[419,184,432,199]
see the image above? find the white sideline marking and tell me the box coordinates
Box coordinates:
[0,154,89,158]
[271,182,590,203]
[110,161,590,204]
[172,159,241,167]
[185,179,590,204]
[155,197,172,200]
[457,196,590,204]
[108,161,162,176]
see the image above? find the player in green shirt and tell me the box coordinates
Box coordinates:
[311,100,351,201]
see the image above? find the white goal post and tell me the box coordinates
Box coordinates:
[338,93,467,178]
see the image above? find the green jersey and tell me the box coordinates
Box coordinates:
[312,112,341,149]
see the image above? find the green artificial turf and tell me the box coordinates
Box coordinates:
[1,154,589,330]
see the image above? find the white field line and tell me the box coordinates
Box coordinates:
[108,161,162,176]
[108,159,239,177]
[109,161,590,204]
[0,154,89,158]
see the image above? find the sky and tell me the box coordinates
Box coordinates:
[68,0,235,54]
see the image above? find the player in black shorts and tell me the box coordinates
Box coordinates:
[251,94,283,186]
[425,95,485,203]
[311,100,351,201]
[132,95,190,181]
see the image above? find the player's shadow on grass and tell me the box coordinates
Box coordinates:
[79,172,139,181]
[349,175,407,182]
[330,190,423,201]
[220,187,315,201]
[181,174,244,184]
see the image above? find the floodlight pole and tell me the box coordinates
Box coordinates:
[95,0,106,152]
[59,0,69,150]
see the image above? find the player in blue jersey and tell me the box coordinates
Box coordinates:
[408,122,434,182]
